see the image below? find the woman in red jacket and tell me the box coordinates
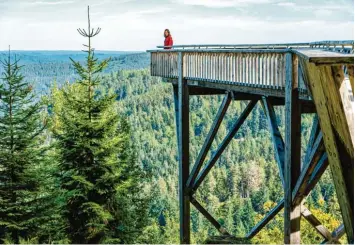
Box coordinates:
[164,29,173,49]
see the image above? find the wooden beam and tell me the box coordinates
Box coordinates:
[301,59,354,243]
[298,152,329,203]
[190,197,230,235]
[300,101,317,114]
[188,86,227,95]
[168,78,311,101]
[192,99,258,191]
[267,97,316,114]
[331,66,354,147]
[301,205,333,241]
[346,65,354,96]
[284,53,301,244]
[261,97,285,187]
[267,96,285,106]
[246,199,284,239]
[292,49,354,65]
[186,92,232,189]
[303,116,320,167]
[177,52,191,244]
[321,224,345,244]
[231,92,262,101]
[292,132,324,206]
[187,79,288,99]
[173,85,180,154]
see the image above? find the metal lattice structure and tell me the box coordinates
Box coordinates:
[147,40,354,244]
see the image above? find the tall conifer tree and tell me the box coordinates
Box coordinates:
[52,7,148,243]
[0,49,49,243]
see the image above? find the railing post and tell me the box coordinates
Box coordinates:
[284,53,301,244]
[177,51,190,244]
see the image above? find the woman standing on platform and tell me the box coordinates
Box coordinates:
[164,29,173,49]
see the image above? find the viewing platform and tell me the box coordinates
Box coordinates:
[147,41,354,244]
[148,41,353,100]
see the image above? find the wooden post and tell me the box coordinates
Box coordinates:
[177,52,190,244]
[347,65,354,96]
[331,66,354,146]
[301,59,354,243]
[284,53,301,244]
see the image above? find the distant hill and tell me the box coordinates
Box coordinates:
[0,50,138,64]
[109,52,151,70]
[0,51,150,95]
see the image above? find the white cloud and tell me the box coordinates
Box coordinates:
[130,7,172,15]
[314,9,333,17]
[0,0,353,51]
[276,2,353,14]
[172,0,273,8]
[100,7,171,22]
[30,0,74,5]
[276,2,295,7]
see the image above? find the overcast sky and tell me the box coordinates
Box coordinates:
[0,0,354,51]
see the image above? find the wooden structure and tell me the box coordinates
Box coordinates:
[147,40,354,244]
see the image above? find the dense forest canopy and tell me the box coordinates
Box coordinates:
[0,51,150,96]
[0,48,345,244]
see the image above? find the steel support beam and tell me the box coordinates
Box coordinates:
[186,92,232,189]
[190,197,230,235]
[246,199,284,239]
[192,99,258,191]
[292,132,324,206]
[261,97,285,187]
[321,224,345,244]
[176,52,190,244]
[284,53,301,244]
[303,116,320,167]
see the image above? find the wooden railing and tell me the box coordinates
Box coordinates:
[150,50,309,94]
[156,40,354,53]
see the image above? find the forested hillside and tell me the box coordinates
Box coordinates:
[0,50,345,244]
[103,69,344,244]
[0,51,149,96]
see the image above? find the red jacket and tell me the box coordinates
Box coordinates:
[164,35,173,49]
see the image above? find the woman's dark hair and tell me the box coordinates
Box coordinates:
[164,29,171,37]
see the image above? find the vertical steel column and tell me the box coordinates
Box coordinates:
[177,52,190,244]
[284,53,301,244]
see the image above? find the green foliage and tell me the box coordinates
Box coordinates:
[105,69,342,244]
[252,199,345,244]
[49,13,149,243]
[0,48,344,244]
[0,51,52,243]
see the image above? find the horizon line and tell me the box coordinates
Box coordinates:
[0,49,146,52]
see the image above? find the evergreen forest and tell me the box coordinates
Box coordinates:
[0,10,347,245]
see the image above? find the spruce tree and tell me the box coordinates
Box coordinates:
[52,7,147,243]
[0,49,49,243]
